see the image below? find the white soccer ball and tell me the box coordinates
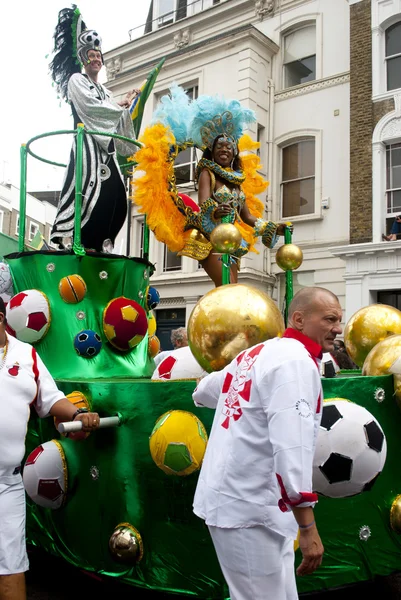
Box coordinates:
[0,262,14,302]
[23,440,68,509]
[6,289,50,343]
[152,346,207,381]
[313,399,387,498]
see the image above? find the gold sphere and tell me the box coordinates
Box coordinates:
[275,244,303,271]
[362,334,401,375]
[109,523,144,564]
[210,224,242,254]
[344,304,401,367]
[390,495,401,534]
[188,284,285,373]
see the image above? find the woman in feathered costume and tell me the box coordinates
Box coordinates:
[133,86,290,286]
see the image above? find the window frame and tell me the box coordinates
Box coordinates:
[163,245,182,273]
[275,131,322,222]
[385,142,401,216]
[372,15,401,100]
[28,221,39,242]
[279,18,321,91]
[15,215,19,236]
[0,210,3,233]
[385,22,401,92]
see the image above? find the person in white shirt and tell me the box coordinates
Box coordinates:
[192,287,342,600]
[0,298,100,600]
[154,327,188,367]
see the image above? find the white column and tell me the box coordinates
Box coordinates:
[372,141,386,244]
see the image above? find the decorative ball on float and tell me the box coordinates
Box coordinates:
[149,410,208,476]
[58,274,87,303]
[362,334,401,409]
[6,289,51,343]
[344,304,401,367]
[210,223,242,254]
[148,335,161,358]
[188,284,285,373]
[312,399,387,498]
[275,244,303,271]
[109,523,144,563]
[103,297,148,351]
[23,440,68,509]
[148,310,157,337]
[146,286,160,311]
[74,330,102,358]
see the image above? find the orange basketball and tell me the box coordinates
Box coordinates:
[54,391,91,440]
[59,275,87,304]
[148,335,161,358]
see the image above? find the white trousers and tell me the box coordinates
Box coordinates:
[0,480,29,575]
[208,525,298,600]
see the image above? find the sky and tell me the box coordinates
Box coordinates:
[0,1,152,192]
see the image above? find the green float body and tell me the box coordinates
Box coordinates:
[6,253,401,597]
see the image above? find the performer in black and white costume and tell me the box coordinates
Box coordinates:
[192,287,343,600]
[49,6,138,252]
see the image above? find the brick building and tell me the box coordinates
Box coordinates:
[332,0,401,317]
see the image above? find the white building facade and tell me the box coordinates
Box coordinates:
[105,0,350,329]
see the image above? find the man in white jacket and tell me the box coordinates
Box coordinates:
[192,287,342,600]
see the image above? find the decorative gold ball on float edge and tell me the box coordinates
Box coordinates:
[210,223,242,254]
[188,284,285,373]
[275,244,303,271]
[344,304,401,367]
[390,495,401,534]
[109,523,144,563]
[362,334,401,375]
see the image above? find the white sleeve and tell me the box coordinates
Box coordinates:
[33,350,65,418]
[261,358,321,511]
[192,367,228,409]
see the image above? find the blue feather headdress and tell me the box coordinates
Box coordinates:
[152,84,194,146]
[189,95,256,151]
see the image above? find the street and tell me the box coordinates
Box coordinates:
[26,547,401,599]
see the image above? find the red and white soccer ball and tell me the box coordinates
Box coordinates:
[6,289,50,343]
[152,346,207,381]
[23,440,67,509]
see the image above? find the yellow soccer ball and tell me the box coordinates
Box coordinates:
[149,410,208,476]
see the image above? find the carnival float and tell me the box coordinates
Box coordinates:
[2,8,401,599]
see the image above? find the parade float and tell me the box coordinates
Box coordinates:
[2,92,401,600]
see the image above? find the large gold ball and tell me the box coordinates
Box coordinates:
[362,334,401,375]
[390,495,401,534]
[344,304,401,367]
[188,284,285,373]
[210,224,242,254]
[275,244,303,271]
[109,523,143,564]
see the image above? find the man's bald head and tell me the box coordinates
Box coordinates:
[287,287,342,352]
[288,287,339,320]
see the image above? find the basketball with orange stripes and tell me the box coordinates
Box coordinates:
[59,274,87,304]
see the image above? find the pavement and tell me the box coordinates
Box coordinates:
[26,547,401,599]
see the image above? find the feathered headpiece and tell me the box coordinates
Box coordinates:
[151,84,193,146]
[189,95,256,152]
[49,4,102,101]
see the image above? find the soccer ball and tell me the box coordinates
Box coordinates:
[7,289,50,343]
[152,346,207,380]
[146,286,160,311]
[313,399,387,498]
[59,274,87,304]
[103,297,148,351]
[149,410,208,476]
[148,335,160,358]
[0,262,14,302]
[74,329,102,358]
[54,391,91,440]
[23,440,67,509]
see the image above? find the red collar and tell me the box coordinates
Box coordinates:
[282,328,323,360]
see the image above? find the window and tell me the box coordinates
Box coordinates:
[386,143,401,215]
[29,221,39,242]
[15,215,19,236]
[174,85,199,186]
[157,0,175,25]
[283,24,316,88]
[385,22,401,92]
[163,246,182,272]
[0,211,3,233]
[281,139,315,218]
[257,124,266,169]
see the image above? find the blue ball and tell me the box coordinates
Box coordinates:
[74,329,102,358]
[147,287,160,311]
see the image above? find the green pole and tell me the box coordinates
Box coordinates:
[221,215,231,285]
[284,226,293,325]
[19,144,27,253]
[72,123,86,256]
[143,215,150,260]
